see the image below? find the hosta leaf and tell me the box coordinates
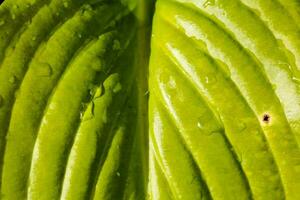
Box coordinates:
[149,0,300,199]
[0,0,151,199]
[1,0,300,199]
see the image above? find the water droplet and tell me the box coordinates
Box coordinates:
[82,102,95,121]
[9,75,17,84]
[37,63,52,77]
[197,121,204,130]
[205,75,217,85]
[237,122,247,132]
[144,90,149,96]
[203,0,215,8]
[113,83,122,93]
[78,33,82,38]
[113,40,121,50]
[0,95,3,107]
[116,172,120,177]
[237,150,243,163]
[292,77,300,84]
[11,13,16,20]
[91,58,104,71]
[32,36,36,41]
[0,20,5,26]
[94,85,104,99]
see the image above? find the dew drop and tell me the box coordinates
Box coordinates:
[237,122,247,132]
[78,33,82,38]
[80,112,84,120]
[292,77,300,84]
[37,63,52,77]
[91,58,104,72]
[144,90,149,96]
[203,0,215,8]
[116,172,120,177]
[113,83,122,93]
[205,75,217,85]
[82,102,95,121]
[237,150,243,163]
[94,84,104,99]
[197,121,203,129]
[32,36,36,41]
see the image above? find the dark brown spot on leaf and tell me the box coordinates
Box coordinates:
[263,114,270,123]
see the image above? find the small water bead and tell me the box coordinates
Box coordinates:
[197,116,222,135]
[37,63,52,77]
[292,77,300,84]
[32,36,36,41]
[116,172,120,177]
[237,122,247,132]
[91,58,104,71]
[113,82,122,93]
[82,102,95,121]
[144,90,149,97]
[203,0,215,8]
[236,149,243,163]
[205,75,217,85]
[94,85,104,99]
[197,121,203,129]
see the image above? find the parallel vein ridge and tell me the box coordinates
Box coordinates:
[0,0,150,199]
[149,0,300,199]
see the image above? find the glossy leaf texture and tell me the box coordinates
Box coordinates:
[1,0,300,199]
[0,0,151,199]
[148,0,300,199]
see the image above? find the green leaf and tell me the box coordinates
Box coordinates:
[149,0,300,199]
[0,0,300,199]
